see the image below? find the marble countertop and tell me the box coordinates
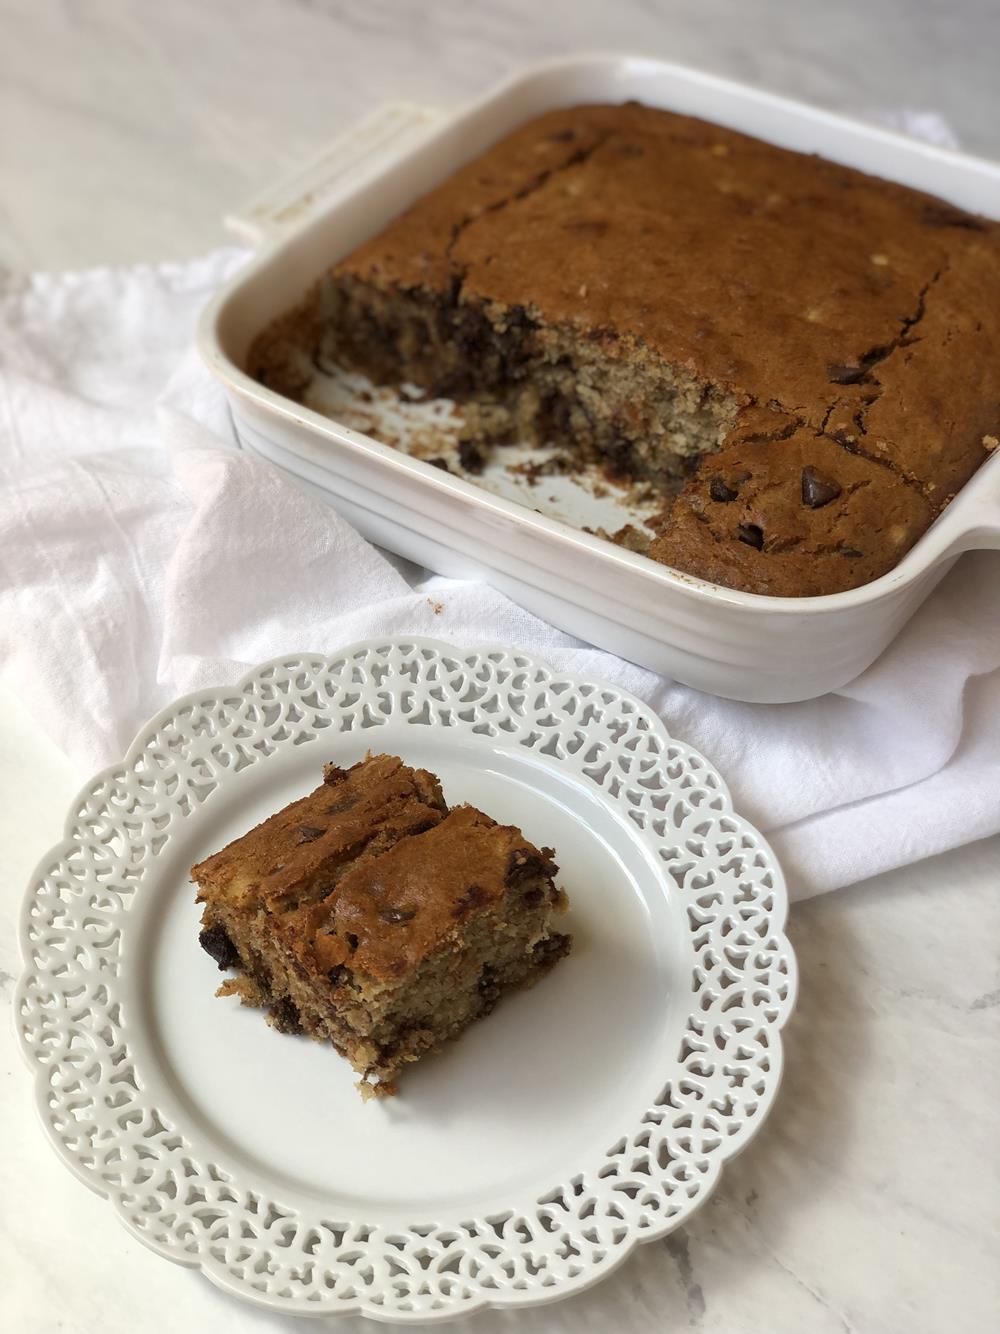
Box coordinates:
[2,2,998,1331]
[3,0,1000,271]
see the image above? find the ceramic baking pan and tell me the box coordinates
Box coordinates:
[197,55,1000,702]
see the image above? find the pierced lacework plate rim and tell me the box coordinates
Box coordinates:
[16,638,796,1322]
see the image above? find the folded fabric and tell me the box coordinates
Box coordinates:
[2,230,998,900]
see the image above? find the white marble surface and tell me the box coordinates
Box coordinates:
[3,0,1000,271]
[2,2,999,1331]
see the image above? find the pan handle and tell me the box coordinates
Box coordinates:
[924,452,1000,558]
[224,102,444,246]
[954,452,1000,552]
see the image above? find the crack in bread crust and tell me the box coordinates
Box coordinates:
[443,131,613,267]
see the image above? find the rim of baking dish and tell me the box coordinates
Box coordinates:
[197,53,1000,618]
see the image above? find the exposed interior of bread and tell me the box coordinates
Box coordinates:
[252,274,739,489]
[199,879,569,1098]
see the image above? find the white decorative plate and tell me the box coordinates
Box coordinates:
[16,638,796,1322]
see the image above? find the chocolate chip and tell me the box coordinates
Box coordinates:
[455,308,488,356]
[801,467,843,509]
[199,923,240,970]
[323,764,347,785]
[345,932,359,951]
[457,439,486,474]
[543,392,574,436]
[737,523,764,550]
[269,997,302,1034]
[505,849,547,887]
[827,363,867,385]
[709,477,738,502]
[296,824,325,843]
[601,439,633,478]
[327,965,348,985]
[380,906,416,924]
[426,456,452,473]
[451,884,490,919]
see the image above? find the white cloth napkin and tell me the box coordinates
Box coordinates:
[2,223,998,900]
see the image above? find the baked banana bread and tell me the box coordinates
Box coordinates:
[192,754,570,1097]
[248,102,1000,597]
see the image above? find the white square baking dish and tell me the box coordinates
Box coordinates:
[197,54,1000,703]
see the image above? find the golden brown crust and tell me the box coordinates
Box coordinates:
[190,753,446,911]
[281,805,560,983]
[649,429,934,596]
[329,102,1000,596]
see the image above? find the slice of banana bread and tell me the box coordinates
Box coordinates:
[248,101,1000,597]
[192,754,570,1097]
